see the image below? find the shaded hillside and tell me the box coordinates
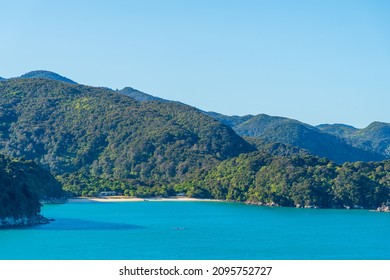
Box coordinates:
[0,77,5,81]
[316,123,358,138]
[0,154,63,226]
[0,78,254,196]
[19,70,77,84]
[118,83,389,163]
[243,137,310,157]
[318,122,390,158]
[205,111,253,127]
[208,113,384,163]
[120,87,166,102]
[177,150,390,209]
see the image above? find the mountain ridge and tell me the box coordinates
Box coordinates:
[113,79,390,163]
[3,70,389,163]
[317,121,390,157]
[120,87,167,102]
[0,78,254,197]
[0,72,388,211]
[19,70,77,84]
[209,112,387,163]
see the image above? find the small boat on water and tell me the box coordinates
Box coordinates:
[171,227,185,230]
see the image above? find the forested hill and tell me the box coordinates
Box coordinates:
[318,122,390,158]
[3,70,389,165]
[120,87,167,102]
[0,154,63,226]
[0,78,254,196]
[19,70,77,84]
[0,72,389,210]
[204,111,254,128]
[207,112,387,163]
[316,123,358,137]
[113,82,390,164]
[176,148,390,209]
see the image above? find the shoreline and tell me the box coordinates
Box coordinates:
[67,196,222,203]
[0,214,51,228]
[65,196,389,212]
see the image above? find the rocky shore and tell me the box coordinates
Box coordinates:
[245,201,280,207]
[40,197,67,204]
[375,205,390,212]
[0,214,52,228]
[245,200,390,211]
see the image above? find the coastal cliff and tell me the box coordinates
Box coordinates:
[0,155,63,228]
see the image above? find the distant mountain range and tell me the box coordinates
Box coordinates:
[0,71,389,215]
[0,76,252,197]
[116,88,389,163]
[207,112,386,163]
[317,122,390,158]
[3,71,388,164]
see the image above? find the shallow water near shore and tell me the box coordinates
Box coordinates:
[0,201,389,260]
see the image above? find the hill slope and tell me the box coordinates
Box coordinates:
[0,154,63,227]
[119,87,166,102]
[318,122,390,158]
[0,78,254,196]
[19,70,77,84]
[177,149,390,209]
[208,113,384,163]
[117,85,389,163]
[205,111,254,127]
[316,123,358,138]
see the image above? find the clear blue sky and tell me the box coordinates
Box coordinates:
[1,0,389,128]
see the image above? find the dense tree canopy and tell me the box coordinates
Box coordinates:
[0,154,63,219]
[19,70,77,84]
[0,76,389,211]
[318,122,390,158]
[176,146,390,209]
[208,113,387,163]
[0,78,253,196]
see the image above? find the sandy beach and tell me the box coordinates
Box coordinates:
[67,196,220,203]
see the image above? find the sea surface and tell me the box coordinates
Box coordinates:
[0,201,389,260]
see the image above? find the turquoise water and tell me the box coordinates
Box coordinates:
[0,201,389,260]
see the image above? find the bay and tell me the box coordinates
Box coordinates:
[0,201,389,260]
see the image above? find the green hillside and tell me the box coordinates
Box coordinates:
[316,123,358,138]
[120,85,389,164]
[0,78,254,196]
[19,70,77,84]
[1,72,389,211]
[177,149,390,209]
[0,154,63,225]
[120,87,166,102]
[205,111,254,127]
[210,113,385,163]
[318,122,390,158]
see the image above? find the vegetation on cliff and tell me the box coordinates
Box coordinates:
[0,154,62,221]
